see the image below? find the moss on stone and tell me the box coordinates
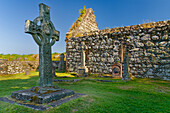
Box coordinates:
[31,96,38,102]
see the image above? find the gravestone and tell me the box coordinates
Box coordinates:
[11,3,74,104]
[112,58,122,78]
[122,44,131,80]
[58,53,65,71]
[77,41,88,77]
[25,69,30,75]
[52,61,58,77]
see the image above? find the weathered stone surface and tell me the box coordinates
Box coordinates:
[112,61,122,78]
[122,46,131,80]
[1,93,85,111]
[25,69,30,75]
[58,54,66,71]
[0,61,38,75]
[77,41,88,76]
[10,3,76,106]
[66,8,99,39]
[25,3,59,87]
[66,15,170,80]
[152,35,159,40]
[11,89,74,104]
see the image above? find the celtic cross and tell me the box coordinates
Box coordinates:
[25,3,60,87]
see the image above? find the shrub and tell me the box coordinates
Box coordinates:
[78,17,82,22]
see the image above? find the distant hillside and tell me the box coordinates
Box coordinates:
[0,53,66,61]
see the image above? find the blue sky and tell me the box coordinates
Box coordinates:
[0,0,170,54]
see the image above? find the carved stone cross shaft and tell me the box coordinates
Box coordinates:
[25,3,60,87]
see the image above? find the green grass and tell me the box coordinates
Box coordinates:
[0,72,170,113]
[54,77,82,80]
[0,72,39,81]
[55,72,75,78]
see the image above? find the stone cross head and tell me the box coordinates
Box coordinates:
[39,3,50,19]
[25,3,59,46]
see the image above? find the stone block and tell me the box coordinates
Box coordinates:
[11,88,74,104]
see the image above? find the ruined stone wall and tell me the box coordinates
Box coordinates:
[66,8,99,39]
[66,35,116,74]
[0,60,39,75]
[66,20,170,80]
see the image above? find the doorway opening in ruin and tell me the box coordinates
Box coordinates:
[85,49,89,69]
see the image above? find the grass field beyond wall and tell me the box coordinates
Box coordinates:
[0,72,170,113]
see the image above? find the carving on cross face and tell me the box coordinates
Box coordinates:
[25,3,59,46]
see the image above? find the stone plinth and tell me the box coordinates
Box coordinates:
[11,87,74,104]
[77,66,88,77]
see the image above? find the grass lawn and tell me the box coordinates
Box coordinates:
[0,72,170,113]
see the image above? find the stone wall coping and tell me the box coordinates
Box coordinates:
[66,20,170,40]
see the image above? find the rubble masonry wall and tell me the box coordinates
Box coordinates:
[66,20,170,80]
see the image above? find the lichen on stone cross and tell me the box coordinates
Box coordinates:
[25,3,60,87]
